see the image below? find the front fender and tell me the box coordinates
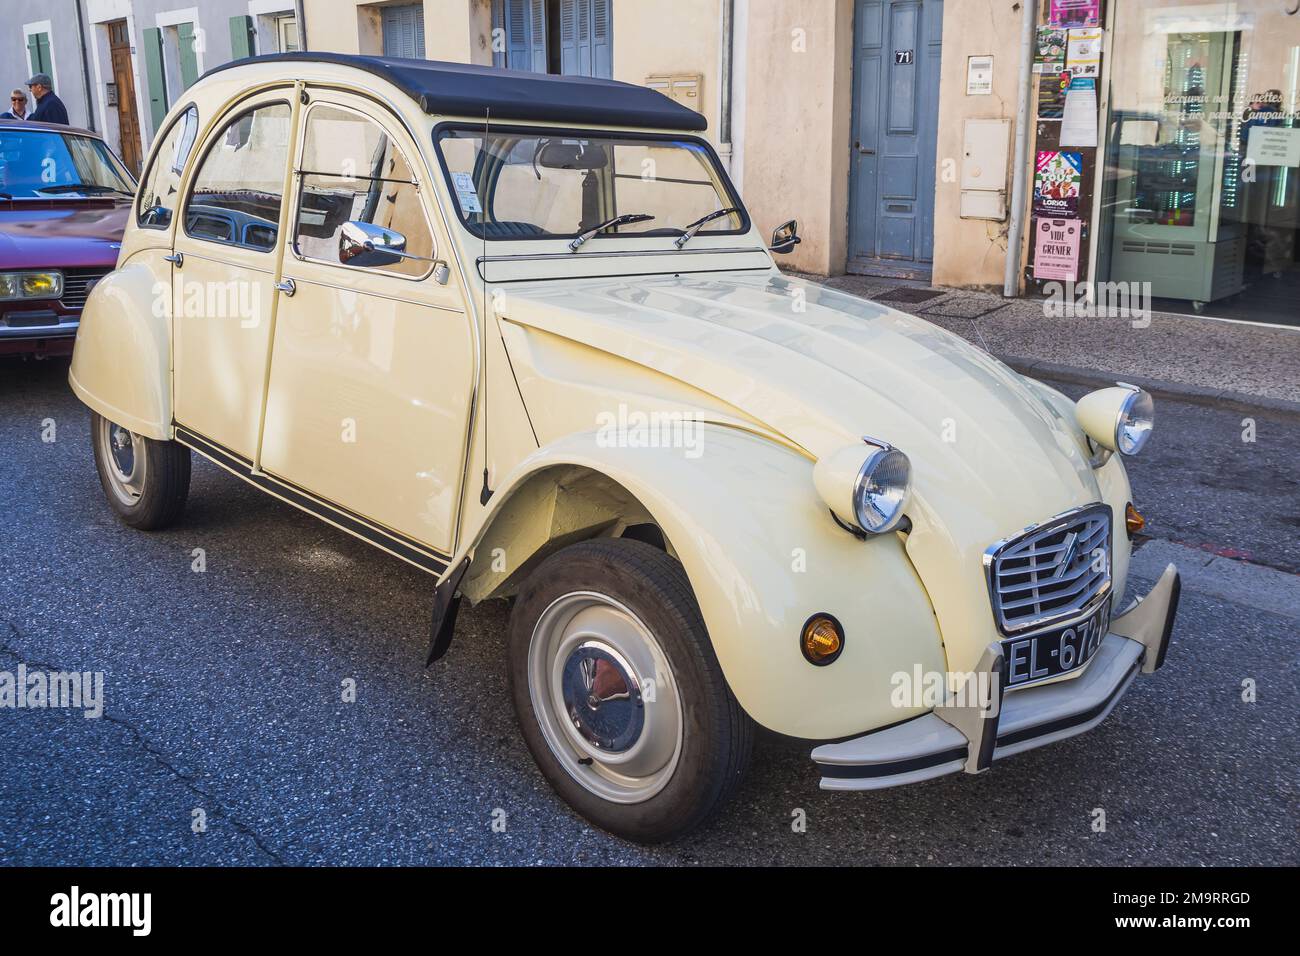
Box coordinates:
[458,424,946,740]
[68,253,172,439]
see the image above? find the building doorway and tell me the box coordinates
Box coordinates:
[107,20,143,174]
[847,0,944,279]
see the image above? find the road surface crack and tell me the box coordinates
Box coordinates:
[1,621,288,864]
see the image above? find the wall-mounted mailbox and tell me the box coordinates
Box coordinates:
[645,73,703,106]
[960,118,1011,220]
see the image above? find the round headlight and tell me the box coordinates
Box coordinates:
[1116,388,1154,456]
[1076,384,1155,458]
[853,446,911,534]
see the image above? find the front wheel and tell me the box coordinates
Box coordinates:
[91,412,191,530]
[507,538,753,843]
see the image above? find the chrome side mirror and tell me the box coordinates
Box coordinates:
[339,220,408,268]
[338,220,451,283]
[770,219,802,255]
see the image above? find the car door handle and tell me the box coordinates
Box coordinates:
[164,252,183,266]
[275,279,296,297]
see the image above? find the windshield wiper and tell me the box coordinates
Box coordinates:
[568,213,654,252]
[36,183,133,197]
[673,207,740,249]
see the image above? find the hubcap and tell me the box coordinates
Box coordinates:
[528,591,683,804]
[560,642,644,753]
[97,418,146,506]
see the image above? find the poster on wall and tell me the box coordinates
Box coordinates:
[1033,151,1083,218]
[1037,70,1072,119]
[1066,27,1103,76]
[1034,26,1067,73]
[1049,0,1101,28]
[1034,219,1083,282]
[1060,76,1099,147]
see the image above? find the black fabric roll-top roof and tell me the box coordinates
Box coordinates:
[201,53,708,132]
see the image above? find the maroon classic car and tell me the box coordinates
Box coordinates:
[0,119,135,357]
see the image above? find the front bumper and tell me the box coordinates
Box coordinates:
[0,307,79,355]
[812,563,1180,790]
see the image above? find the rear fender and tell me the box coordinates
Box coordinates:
[68,252,172,439]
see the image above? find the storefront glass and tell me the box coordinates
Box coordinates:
[1098,1,1300,325]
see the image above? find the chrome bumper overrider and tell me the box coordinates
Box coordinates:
[812,563,1180,791]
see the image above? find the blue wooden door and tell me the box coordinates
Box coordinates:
[848,0,943,277]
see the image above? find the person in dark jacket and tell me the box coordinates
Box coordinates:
[25,73,69,125]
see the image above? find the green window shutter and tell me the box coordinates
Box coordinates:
[178,23,199,90]
[143,27,168,132]
[228,15,255,60]
[28,32,52,76]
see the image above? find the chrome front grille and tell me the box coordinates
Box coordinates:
[58,268,112,311]
[984,504,1112,635]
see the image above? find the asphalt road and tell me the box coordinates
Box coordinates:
[1,357,1296,866]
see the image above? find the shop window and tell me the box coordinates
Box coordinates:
[1098,1,1299,325]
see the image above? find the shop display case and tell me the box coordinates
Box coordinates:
[1106,31,1245,308]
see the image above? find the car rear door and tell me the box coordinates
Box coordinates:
[170,94,295,460]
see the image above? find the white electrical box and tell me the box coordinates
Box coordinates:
[960,118,1011,220]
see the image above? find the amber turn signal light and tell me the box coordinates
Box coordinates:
[1125,502,1145,537]
[801,613,844,666]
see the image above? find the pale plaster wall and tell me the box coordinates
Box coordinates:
[930,0,1024,290]
[739,0,855,275]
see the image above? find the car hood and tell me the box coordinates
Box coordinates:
[0,200,128,269]
[499,271,1098,519]
[500,271,1110,671]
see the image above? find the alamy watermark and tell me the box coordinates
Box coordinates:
[0,666,103,718]
[1043,281,1152,328]
[595,404,704,459]
[891,666,1000,716]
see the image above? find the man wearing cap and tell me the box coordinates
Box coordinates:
[26,73,69,125]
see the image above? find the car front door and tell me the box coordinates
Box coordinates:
[171,95,294,460]
[258,92,474,561]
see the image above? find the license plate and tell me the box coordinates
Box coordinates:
[1002,601,1110,688]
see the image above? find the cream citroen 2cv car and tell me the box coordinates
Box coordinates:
[70,53,1180,843]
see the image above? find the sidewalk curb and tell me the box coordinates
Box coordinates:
[1003,355,1300,422]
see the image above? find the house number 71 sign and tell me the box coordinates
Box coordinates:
[895,49,914,64]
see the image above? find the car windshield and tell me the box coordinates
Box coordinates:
[0,129,136,199]
[434,127,745,242]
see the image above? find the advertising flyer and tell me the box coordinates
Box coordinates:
[1049,0,1101,28]
[1066,27,1103,77]
[1060,76,1098,147]
[1034,26,1067,73]
[1037,70,1072,120]
[1033,151,1083,218]
[1034,218,1083,282]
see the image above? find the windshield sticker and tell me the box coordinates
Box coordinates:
[452,172,482,214]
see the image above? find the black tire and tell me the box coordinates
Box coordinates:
[91,411,191,530]
[507,537,753,843]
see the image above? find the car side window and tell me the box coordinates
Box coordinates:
[293,104,434,278]
[137,105,199,229]
[183,102,291,252]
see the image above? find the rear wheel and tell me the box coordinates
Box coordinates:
[507,538,753,843]
[91,412,191,530]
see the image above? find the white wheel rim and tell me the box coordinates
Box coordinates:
[97,418,146,507]
[527,591,683,804]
